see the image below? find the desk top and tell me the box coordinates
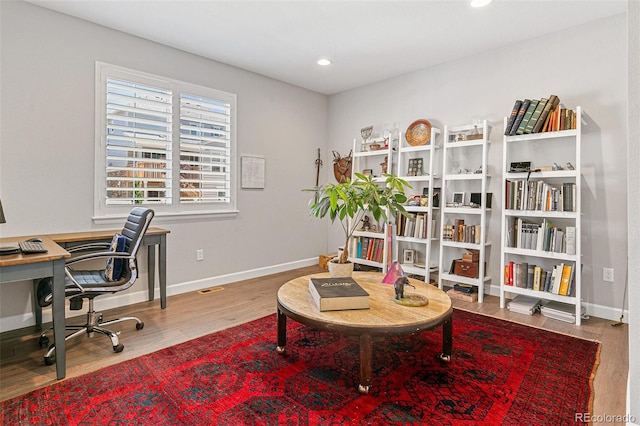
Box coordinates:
[0,236,70,267]
[46,227,170,243]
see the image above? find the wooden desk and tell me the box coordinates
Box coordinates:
[0,236,70,380]
[47,227,169,309]
[276,272,453,394]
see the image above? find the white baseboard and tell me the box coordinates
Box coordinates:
[484,283,628,323]
[1,258,318,333]
[3,261,626,333]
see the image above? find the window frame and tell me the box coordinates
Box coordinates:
[94,62,238,222]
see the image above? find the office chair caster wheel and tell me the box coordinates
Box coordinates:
[113,343,124,353]
[38,336,50,348]
[136,322,144,330]
[44,355,55,366]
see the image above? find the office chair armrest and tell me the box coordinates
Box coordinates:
[65,251,134,267]
[66,242,113,253]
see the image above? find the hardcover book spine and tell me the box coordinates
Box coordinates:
[516,99,539,135]
[533,95,559,133]
[524,98,547,134]
[509,99,531,136]
[504,99,523,135]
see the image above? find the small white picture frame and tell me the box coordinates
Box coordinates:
[452,192,465,205]
[403,249,415,265]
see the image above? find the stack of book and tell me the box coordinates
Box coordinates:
[507,295,542,316]
[446,283,478,302]
[504,95,577,136]
[540,301,585,324]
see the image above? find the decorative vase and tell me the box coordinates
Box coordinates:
[328,260,354,278]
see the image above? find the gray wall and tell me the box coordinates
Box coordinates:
[0,0,328,330]
[328,13,629,322]
[627,1,639,422]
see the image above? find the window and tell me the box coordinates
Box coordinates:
[95,63,237,219]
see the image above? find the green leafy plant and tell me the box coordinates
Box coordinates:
[307,173,411,264]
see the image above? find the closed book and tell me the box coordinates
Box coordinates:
[558,264,573,296]
[533,95,559,133]
[533,266,542,291]
[515,99,539,135]
[308,277,369,311]
[504,99,522,135]
[524,98,548,134]
[509,99,531,136]
[551,263,564,294]
[565,226,576,255]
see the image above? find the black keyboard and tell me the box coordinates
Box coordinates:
[19,240,48,254]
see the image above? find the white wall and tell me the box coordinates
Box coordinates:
[328,14,629,321]
[0,1,329,330]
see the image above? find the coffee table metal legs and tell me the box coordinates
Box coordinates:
[275,308,453,392]
[358,334,372,394]
[437,314,453,363]
[275,308,286,354]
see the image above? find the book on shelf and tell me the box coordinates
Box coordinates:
[504,99,523,135]
[509,99,531,136]
[507,295,542,316]
[504,261,574,296]
[558,264,573,296]
[308,277,369,311]
[533,95,559,133]
[515,99,539,135]
[453,283,477,294]
[540,301,584,324]
[523,97,548,134]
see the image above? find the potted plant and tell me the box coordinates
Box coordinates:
[307,173,411,277]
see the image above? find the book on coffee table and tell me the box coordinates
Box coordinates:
[308,277,369,311]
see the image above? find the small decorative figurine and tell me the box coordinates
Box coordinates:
[380,155,388,174]
[361,216,371,231]
[394,276,415,300]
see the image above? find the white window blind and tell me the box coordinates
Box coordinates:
[96,63,237,219]
[105,78,173,205]
[179,94,231,203]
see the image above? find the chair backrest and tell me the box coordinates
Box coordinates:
[120,207,154,257]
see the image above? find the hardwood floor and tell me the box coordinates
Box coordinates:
[0,265,629,422]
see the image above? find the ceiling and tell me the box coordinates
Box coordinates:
[26,0,627,95]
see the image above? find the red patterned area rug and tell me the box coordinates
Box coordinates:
[1,309,599,425]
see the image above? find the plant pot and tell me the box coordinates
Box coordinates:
[328,260,354,278]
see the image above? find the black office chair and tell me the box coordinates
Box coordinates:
[37,207,154,365]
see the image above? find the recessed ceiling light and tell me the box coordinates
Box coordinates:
[470,0,493,7]
[317,58,332,66]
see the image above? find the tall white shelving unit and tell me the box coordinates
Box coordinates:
[348,135,395,271]
[438,120,492,302]
[395,126,442,282]
[500,106,582,324]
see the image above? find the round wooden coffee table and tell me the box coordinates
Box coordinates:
[276,271,453,394]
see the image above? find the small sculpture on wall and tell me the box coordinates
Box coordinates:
[333,150,352,183]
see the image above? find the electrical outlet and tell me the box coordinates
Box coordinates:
[196,249,204,261]
[603,267,614,282]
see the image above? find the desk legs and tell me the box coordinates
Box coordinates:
[52,258,66,380]
[146,235,167,309]
[33,279,42,327]
[158,235,166,309]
